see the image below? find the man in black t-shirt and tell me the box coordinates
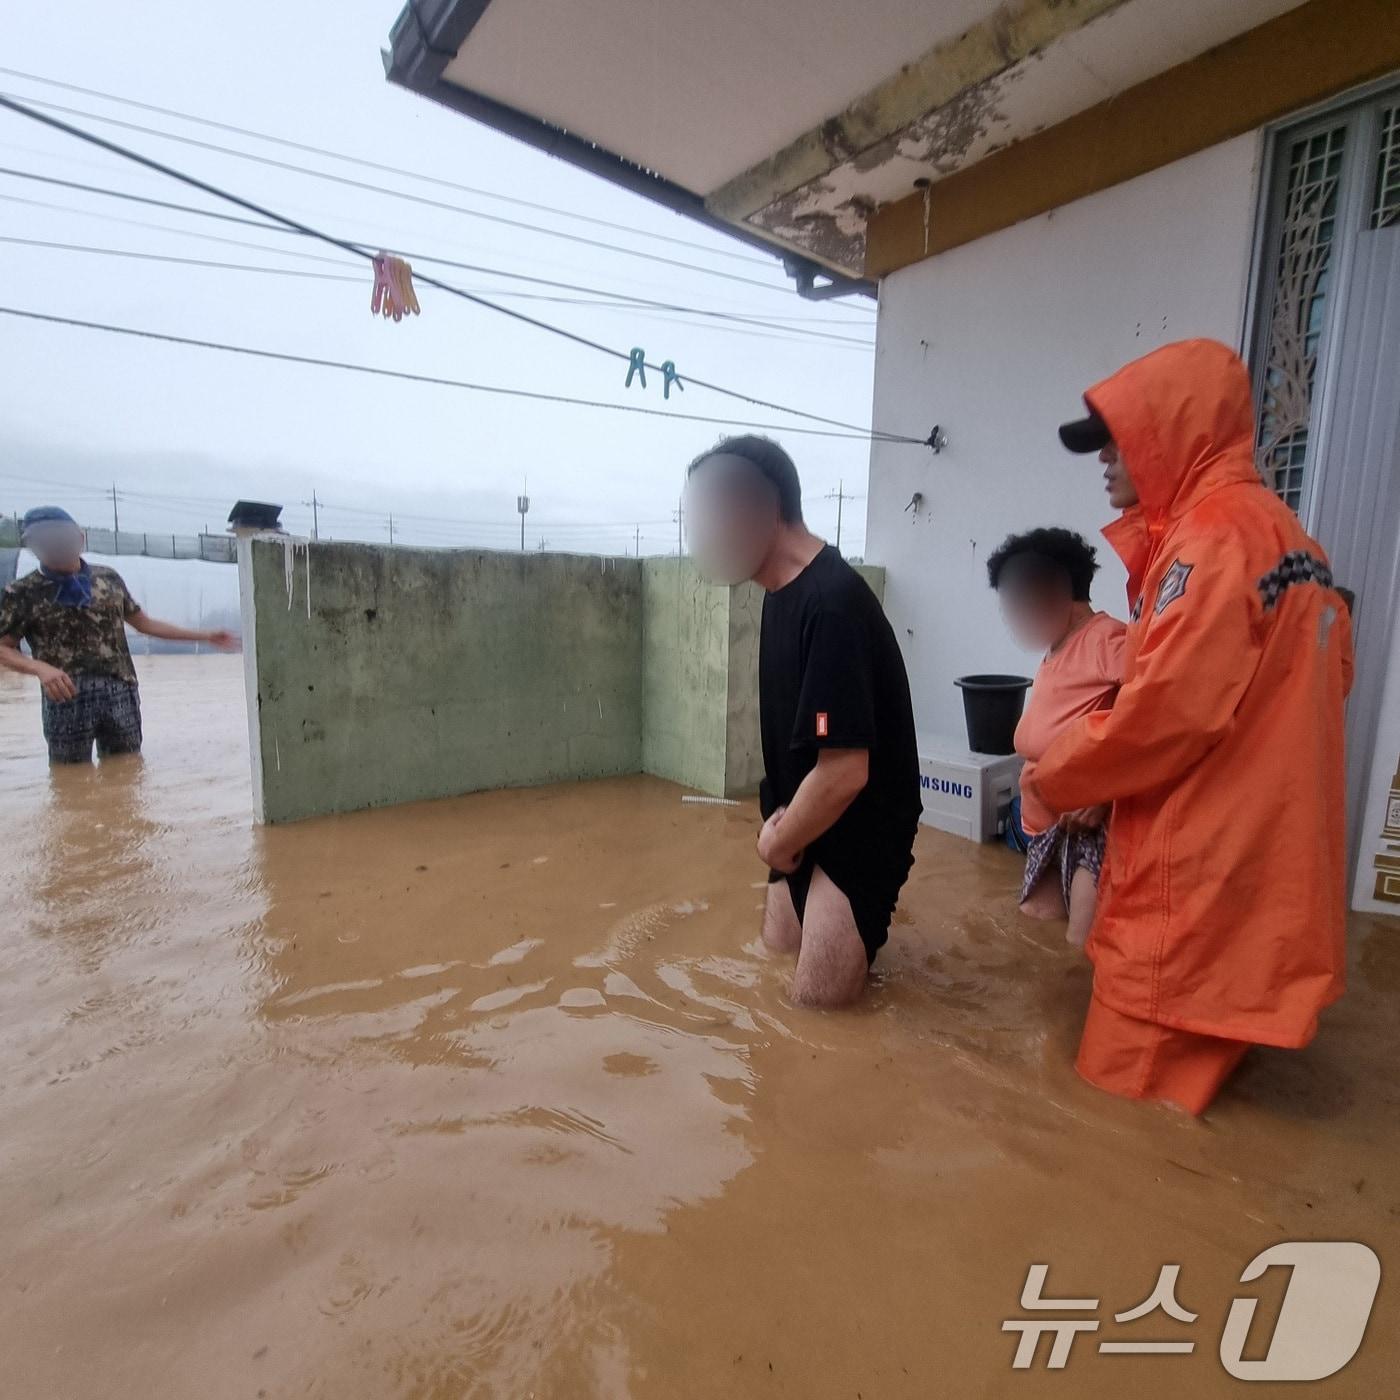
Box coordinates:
[684,437,921,1006]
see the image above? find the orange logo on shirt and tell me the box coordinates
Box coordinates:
[816,712,829,737]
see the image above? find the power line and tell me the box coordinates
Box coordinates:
[0,94,919,442]
[0,165,872,323]
[307,498,675,532]
[3,475,853,551]
[0,64,778,268]
[0,234,871,352]
[313,503,676,531]
[0,469,706,536]
[0,306,894,441]
[0,233,357,280]
[0,90,820,299]
[0,185,876,346]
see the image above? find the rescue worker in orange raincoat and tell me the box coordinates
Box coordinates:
[1032,338,1353,1115]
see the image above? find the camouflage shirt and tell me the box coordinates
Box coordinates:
[0,563,141,685]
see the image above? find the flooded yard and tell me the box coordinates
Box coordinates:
[1,655,1396,1398]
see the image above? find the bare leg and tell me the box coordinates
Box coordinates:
[1019,871,1067,921]
[1065,865,1097,950]
[761,879,803,955]
[790,867,867,1008]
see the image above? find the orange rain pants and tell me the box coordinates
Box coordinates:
[1078,996,1251,1116]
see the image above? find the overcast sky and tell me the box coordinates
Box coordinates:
[0,0,881,621]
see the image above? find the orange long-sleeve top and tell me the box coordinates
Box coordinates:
[1015,611,1127,836]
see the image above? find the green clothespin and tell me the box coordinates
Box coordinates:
[625,346,647,389]
[662,361,683,400]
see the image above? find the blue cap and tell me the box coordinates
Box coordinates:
[20,506,78,535]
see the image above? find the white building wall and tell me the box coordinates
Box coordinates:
[866,133,1264,740]
[1353,642,1400,915]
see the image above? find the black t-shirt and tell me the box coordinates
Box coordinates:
[758,546,921,892]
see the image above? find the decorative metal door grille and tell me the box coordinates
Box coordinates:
[1374,105,1400,229]
[1255,125,1348,511]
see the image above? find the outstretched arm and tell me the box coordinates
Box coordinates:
[127,609,237,650]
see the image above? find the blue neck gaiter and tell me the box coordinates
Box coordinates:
[41,561,93,608]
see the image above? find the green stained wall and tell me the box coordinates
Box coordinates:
[242,539,642,823]
[642,561,885,801]
[640,558,732,795]
[241,539,888,822]
[724,582,766,796]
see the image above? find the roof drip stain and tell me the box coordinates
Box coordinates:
[744,69,1015,274]
[748,181,871,272]
[876,70,1014,173]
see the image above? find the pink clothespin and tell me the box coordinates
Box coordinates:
[369,253,420,322]
[371,254,392,317]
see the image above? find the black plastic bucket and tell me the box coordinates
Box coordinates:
[954,674,1033,755]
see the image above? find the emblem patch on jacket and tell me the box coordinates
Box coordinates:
[1130,595,1143,623]
[816,712,829,738]
[1154,559,1194,615]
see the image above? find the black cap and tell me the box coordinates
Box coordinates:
[1058,408,1111,454]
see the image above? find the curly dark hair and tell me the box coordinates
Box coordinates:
[986,527,1100,603]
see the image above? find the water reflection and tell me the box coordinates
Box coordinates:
[24,756,163,968]
[239,778,778,1392]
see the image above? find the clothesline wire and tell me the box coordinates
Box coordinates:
[0,63,784,269]
[0,93,921,445]
[0,90,831,301]
[0,235,872,353]
[0,179,876,344]
[0,165,874,327]
[0,306,891,442]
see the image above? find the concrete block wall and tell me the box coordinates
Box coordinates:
[240,539,889,822]
[642,560,886,800]
[724,582,765,796]
[640,558,732,795]
[240,538,642,823]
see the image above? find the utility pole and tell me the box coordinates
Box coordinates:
[311,491,320,541]
[673,496,684,557]
[517,477,530,552]
[388,514,395,544]
[634,525,641,557]
[825,480,861,554]
[111,483,119,542]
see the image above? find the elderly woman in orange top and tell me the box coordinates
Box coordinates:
[988,528,1126,947]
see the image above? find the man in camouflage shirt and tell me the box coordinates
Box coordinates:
[0,506,236,763]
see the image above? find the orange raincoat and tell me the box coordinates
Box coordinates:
[1036,340,1353,1054]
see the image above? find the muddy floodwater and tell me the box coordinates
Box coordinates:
[1,655,1397,1398]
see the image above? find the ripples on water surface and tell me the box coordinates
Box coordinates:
[1,655,1397,1398]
